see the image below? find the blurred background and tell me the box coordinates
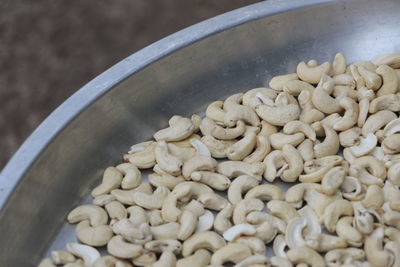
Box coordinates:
[0,0,260,169]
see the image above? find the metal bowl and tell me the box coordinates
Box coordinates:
[1,0,399,265]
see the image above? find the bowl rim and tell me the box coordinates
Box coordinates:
[0,0,334,210]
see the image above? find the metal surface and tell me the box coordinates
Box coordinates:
[0,0,399,265]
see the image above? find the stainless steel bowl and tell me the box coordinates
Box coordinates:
[1,0,400,265]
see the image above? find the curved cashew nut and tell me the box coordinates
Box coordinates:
[283,80,315,96]
[182,155,218,178]
[67,205,108,227]
[314,123,340,158]
[66,243,100,267]
[93,194,116,206]
[144,239,182,253]
[333,97,359,131]
[228,175,260,204]
[210,243,252,265]
[304,189,339,220]
[148,172,184,190]
[148,210,165,227]
[350,133,377,157]
[105,200,127,220]
[211,120,246,140]
[362,184,384,208]
[281,144,304,182]
[222,223,256,241]
[321,166,346,195]
[323,199,354,232]
[150,222,180,240]
[283,120,316,141]
[297,139,315,162]
[305,233,347,252]
[243,135,271,163]
[325,248,365,267]
[298,90,325,124]
[198,192,229,211]
[217,161,265,180]
[154,141,182,175]
[234,255,270,267]
[383,118,400,136]
[244,184,284,201]
[382,133,400,154]
[312,80,342,114]
[132,186,169,210]
[150,251,176,267]
[233,198,264,225]
[285,217,307,249]
[297,61,332,84]
[263,150,286,182]
[362,110,397,136]
[206,101,226,123]
[269,73,299,91]
[91,167,123,197]
[300,155,342,183]
[376,65,398,96]
[116,163,141,190]
[369,94,400,113]
[181,231,226,257]
[154,115,195,142]
[285,183,321,207]
[226,127,257,160]
[388,162,400,185]
[106,235,143,259]
[201,135,235,158]
[242,87,277,107]
[234,236,267,255]
[131,250,156,266]
[365,227,394,267]
[352,156,386,179]
[124,141,156,169]
[223,93,260,127]
[51,251,76,265]
[333,53,347,75]
[214,203,234,234]
[178,210,197,241]
[287,246,325,267]
[336,216,363,247]
[176,249,211,267]
[357,65,382,90]
[191,171,231,191]
[270,132,305,151]
[267,200,300,223]
[167,143,196,161]
[256,103,300,126]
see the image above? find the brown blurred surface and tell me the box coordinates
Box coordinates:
[0,0,260,169]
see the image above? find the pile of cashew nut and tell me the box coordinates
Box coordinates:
[39,50,400,267]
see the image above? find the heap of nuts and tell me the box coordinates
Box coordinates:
[39,50,400,267]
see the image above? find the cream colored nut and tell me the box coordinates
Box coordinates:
[67,242,100,267]
[92,255,132,267]
[283,120,316,141]
[226,127,257,160]
[243,135,271,163]
[75,220,113,247]
[222,224,256,241]
[298,90,325,124]
[283,80,315,96]
[217,161,264,180]
[369,94,400,113]
[382,210,400,229]
[384,241,400,267]
[234,236,266,255]
[263,150,287,182]
[281,144,303,182]
[234,254,270,267]
[333,85,358,100]
[93,194,116,206]
[312,79,342,114]
[38,258,56,267]
[148,210,165,227]
[304,189,339,220]
[191,171,230,191]
[246,211,287,234]
[300,155,342,183]
[349,165,384,187]
[333,53,347,75]
[176,249,211,267]
[211,120,246,141]
[285,217,307,249]
[382,134,400,154]
[132,250,157,266]
[223,93,260,127]
[323,199,353,232]
[210,243,252,265]
[362,110,397,136]
[149,251,176,267]
[91,167,123,197]
[352,155,387,179]
[383,180,400,202]
[362,184,384,208]
[167,143,196,161]
[155,141,182,175]
[312,113,340,136]
[206,101,226,123]
[285,183,321,207]
[112,220,151,244]
[256,103,300,126]
[228,175,259,204]
[376,65,398,96]
[321,166,346,195]
[198,192,228,211]
[297,139,314,162]
[154,115,195,142]
[196,209,214,232]
[259,120,278,139]
[267,200,300,223]
[182,231,226,257]
[242,87,277,108]
[357,65,382,90]
[385,227,400,243]
[269,73,299,91]
[148,172,184,190]
[191,114,202,132]
[305,233,347,252]
[178,210,197,240]
[51,251,76,265]
[365,227,394,267]
[372,50,400,68]
[287,246,325,267]
[124,141,156,169]
[350,133,377,157]
[105,201,127,220]
[333,73,355,87]
[333,97,359,131]
[214,204,234,234]
[182,155,218,178]
[132,186,169,210]
[270,132,305,150]
[111,183,153,205]
[350,64,365,89]
[297,61,332,84]
[383,118,400,136]
[270,256,293,267]
[233,198,264,225]
[388,162,400,185]
[336,216,363,247]
[127,206,148,225]
[273,234,289,258]
[144,239,182,253]
[299,205,321,237]
[200,117,218,136]
[325,248,365,267]
[314,123,339,158]
[67,205,108,227]
[150,222,180,240]
[352,202,374,235]
[244,184,284,201]
[201,135,236,158]
[116,163,141,190]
